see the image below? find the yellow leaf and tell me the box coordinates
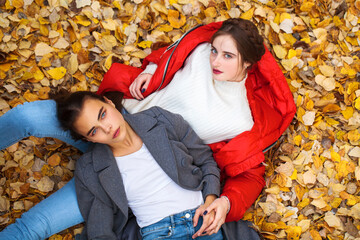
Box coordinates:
[300,1,314,12]
[310,230,322,240]
[113,0,121,10]
[294,135,302,146]
[355,97,360,110]
[75,16,91,27]
[330,198,342,208]
[348,130,360,142]
[138,40,152,49]
[324,116,339,126]
[104,55,113,71]
[322,104,340,113]
[273,45,287,59]
[285,226,302,240]
[168,9,186,29]
[290,169,297,180]
[240,7,254,20]
[305,99,314,110]
[156,25,173,32]
[331,151,341,162]
[204,7,217,18]
[341,107,354,120]
[347,82,359,94]
[38,87,50,99]
[336,160,350,180]
[346,195,357,206]
[72,41,82,54]
[282,33,297,45]
[33,69,44,81]
[319,64,334,77]
[47,67,67,80]
[261,222,278,232]
[297,198,310,209]
[38,55,52,68]
[287,49,297,59]
[12,0,23,8]
[40,24,49,36]
[38,16,49,24]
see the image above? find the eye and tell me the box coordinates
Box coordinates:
[211,48,217,54]
[91,128,97,136]
[101,111,106,119]
[224,54,232,59]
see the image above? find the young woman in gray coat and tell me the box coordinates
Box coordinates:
[55,91,261,240]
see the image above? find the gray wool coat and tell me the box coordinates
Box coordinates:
[75,107,221,239]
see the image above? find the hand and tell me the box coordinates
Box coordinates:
[192,204,215,239]
[129,73,152,100]
[198,197,229,237]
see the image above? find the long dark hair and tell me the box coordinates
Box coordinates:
[211,18,265,69]
[52,90,124,140]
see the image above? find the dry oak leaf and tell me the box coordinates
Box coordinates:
[168,9,186,29]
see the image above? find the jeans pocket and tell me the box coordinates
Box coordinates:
[141,225,173,240]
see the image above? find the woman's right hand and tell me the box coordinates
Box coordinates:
[129,73,153,100]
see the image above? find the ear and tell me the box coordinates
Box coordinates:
[244,61,251,69]
[104,96,115,107]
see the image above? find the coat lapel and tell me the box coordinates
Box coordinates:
[124,112,179,181]
[92,144,128,217]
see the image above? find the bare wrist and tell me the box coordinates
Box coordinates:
[221,196,231,214]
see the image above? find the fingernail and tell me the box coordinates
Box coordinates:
[141,88,145,93]
[203,210,208,215]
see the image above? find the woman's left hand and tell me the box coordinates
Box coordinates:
[192,196,229,238]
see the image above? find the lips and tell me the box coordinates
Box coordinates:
[213,69,222,74]
[113,127,120,139]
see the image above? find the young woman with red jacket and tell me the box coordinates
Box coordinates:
[0,18,295,239]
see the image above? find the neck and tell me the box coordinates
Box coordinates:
[109,122,143,157]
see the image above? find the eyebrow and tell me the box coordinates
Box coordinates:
[223,51,236,56]
[86,106,104,136]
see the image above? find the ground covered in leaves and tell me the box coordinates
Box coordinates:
[0,0,360,239]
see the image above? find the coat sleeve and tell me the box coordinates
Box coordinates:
[221,164,265,222]
[155,107,221,199]
[75,160,117,240]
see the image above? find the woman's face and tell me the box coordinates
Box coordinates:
[73,98,129,145]
[210,35,250,82]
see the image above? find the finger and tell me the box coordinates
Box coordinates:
[193,214,213,238]
[142,76,151,90]
[134,80,144,100]
[193,209,201,227]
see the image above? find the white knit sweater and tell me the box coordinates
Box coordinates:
[123,43,254,144]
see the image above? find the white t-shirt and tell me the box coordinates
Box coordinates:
[115,144,203,227]
[123,43,254,144]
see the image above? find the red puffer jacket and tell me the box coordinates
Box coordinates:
[97,21,296,222]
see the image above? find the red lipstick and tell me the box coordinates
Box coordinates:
[113,127,120,139]
[213,69,222,74]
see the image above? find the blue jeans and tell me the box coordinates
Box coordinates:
[0,100,91,152]
[0,100,89,239]
[140,209,223,240]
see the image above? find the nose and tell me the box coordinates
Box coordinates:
[212,55,220,67]
[102,123,112,134]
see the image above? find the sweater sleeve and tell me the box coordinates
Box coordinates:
[221,164,265,222]
[140,62,158,75]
